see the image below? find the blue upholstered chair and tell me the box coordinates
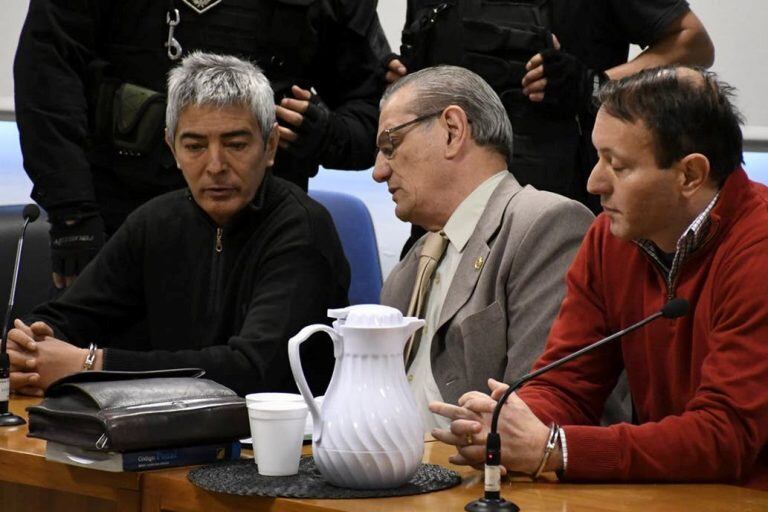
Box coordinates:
[308,190,383,305]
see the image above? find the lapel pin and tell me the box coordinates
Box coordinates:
[474,256,484,271]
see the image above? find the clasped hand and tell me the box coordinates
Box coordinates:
[6,319,89,395]
[429,378,558,476]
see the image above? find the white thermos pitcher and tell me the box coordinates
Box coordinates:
[288,304,425,489]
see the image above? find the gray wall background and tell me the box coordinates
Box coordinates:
[2,0,766,138]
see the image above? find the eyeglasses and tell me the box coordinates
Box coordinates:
[376,111,442,160]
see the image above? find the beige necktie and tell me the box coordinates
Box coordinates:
[404,231,448,366]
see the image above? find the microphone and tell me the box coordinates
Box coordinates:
[22,204,40,223]
[465,297,690,512]
[0,204,41,427]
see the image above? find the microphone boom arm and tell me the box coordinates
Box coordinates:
[0,217,31,355]
[1,205,40,427]
[491,310,663,432]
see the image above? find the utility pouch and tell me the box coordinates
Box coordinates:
[401,2,455,71]
[462,19,551,58]
[111,83,167,157]
[461,19,551,94]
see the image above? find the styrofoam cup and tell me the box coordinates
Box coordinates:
[243,393,305,452]
[245,392,304,407]
[247,401,308,476]
[244,393,323,438]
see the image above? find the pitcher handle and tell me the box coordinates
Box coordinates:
[288,324,340,443]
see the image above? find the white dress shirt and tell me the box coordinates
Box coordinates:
[408,171,508,430]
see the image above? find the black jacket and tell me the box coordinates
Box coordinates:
[29,175,350,396]
[14,0,388,229]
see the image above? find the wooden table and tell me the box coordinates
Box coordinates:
[3,397,768,512]
[141,442,768,512]
[0,397,142,512]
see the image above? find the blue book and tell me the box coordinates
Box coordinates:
[45,440,241,472]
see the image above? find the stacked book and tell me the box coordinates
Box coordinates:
[45,440,241,472]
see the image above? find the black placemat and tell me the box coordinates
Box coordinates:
[188,456,461,499]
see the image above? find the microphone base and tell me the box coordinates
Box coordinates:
[0,411,26,427]
[465,498,520,512]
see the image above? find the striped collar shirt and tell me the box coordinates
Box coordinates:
[635,191,721,297]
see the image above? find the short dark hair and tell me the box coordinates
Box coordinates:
[598,66,744,185]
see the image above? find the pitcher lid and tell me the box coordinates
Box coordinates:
[327,304,411,328]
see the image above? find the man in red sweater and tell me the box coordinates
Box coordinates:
[430,65,768,488]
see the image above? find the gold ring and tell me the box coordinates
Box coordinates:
[466,433,474,446]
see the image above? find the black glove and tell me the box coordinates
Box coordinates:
[284,94,332,160]
[539,48,608,116]
[49,211,105,281]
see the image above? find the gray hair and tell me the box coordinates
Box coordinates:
[382,65,513,159]
[166,52,275,144]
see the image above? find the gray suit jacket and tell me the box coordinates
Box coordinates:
[381,174,594,405]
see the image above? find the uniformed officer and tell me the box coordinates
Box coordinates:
[386,0,714,215]
[14,0,389,288]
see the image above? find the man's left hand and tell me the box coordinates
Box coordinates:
[275,85,331,158]
[430,379,558,475]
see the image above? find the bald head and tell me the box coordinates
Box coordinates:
[597,65,744,184]
[675,66,707,85]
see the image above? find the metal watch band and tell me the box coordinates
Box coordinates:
[82,343,97,371]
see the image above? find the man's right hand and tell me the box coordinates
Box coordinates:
[49,212,105,288]
[9,328,92,392]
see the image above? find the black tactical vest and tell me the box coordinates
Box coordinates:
[400,0,593,202]
[95,0,318,98]
[402,0,556,116]
[88,0,322,193]
[176,0,319,97]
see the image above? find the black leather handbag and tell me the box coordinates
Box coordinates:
[26,369,249,452]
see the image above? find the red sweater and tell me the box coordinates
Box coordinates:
[518,168,768,488]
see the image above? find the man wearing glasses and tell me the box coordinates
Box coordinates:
[376,66,594,430]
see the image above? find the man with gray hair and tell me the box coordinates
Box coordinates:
[6,52,349,397]
[377,65,593,430]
